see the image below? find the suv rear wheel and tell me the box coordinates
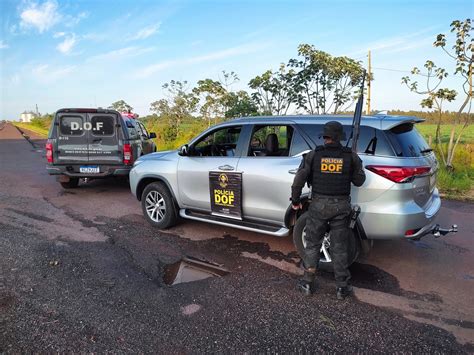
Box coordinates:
[293,212,360,272]
[141,182,177,229]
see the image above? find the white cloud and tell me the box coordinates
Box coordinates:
[56,34,77,54]
[64,11,88,27]
[20,0,60,33]
[135,42,267,78]
[53,31,66,38]
[88,46,155,62]
[346,26,441,57]
[129,23,161,41]
[32,64,76,82]
[0,40,9,49]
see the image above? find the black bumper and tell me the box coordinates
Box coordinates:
[47,165,131,178]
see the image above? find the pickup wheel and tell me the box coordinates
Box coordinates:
[141,182,177,229]
[60,178,79,189]
[293,212,360,272]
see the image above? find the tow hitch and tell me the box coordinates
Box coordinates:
[432,224,458,238]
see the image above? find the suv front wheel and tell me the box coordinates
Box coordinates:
[141,182,177,229]
[293,212,360,272]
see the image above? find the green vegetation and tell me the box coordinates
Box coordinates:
[401,19,472,172]
[12,113,53,137]
[417,124,473,200]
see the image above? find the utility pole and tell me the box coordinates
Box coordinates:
[366,50,371,115]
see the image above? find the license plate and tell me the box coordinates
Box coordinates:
[80,166,100,173]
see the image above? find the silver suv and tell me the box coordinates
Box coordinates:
[129,115,455,266]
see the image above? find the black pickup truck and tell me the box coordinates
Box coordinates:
[46,108,157,188]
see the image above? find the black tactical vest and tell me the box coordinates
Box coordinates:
[310,145,353,196]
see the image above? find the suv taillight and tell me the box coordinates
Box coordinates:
[366,165,431,183]
[46,141,53,163]
[123,144,132,165]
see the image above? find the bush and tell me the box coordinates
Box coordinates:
[437,169,472,194]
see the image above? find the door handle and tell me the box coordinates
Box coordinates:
[218,165,235,171]
[288,169,298,174]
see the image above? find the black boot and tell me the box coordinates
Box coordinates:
[297,269,316,296]
[336,285,353,300]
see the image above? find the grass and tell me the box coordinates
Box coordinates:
[13,122,49,137]
[416,124,474,145]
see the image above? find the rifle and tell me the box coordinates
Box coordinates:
[348,70,366,153]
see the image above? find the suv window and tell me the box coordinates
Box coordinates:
[289,130,311,156]
[90,115,115,136]
[60,116,84,136]
[299,124,393,156]
[192,126,242,157]
[385,123,430,157]
[248,125,293,157]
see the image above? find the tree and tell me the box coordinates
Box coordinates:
[248,64,297,115]
[288,44,365,114]
[192,71,246,125]
[192,78,227,126]
[402,19,473,171]
[150,80,198,141]
[109,100,133,112]
[224,90,259,118]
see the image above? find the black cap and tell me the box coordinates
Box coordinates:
[322,121,345,142]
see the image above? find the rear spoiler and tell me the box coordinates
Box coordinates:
[378,115,425,131]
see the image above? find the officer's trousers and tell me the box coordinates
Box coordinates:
[303,197,352,288]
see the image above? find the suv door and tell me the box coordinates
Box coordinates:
[87,113,122,165]
[177,125,247,211]
[236,124,311,224]
[56,113,89,164]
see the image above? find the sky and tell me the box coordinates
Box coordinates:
[0,0,472,120]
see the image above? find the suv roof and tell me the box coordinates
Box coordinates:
[227,114,424,131]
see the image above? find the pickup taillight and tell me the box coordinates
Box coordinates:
[366,165,431,183]
[46,141,53,163]
[123,144,132,165]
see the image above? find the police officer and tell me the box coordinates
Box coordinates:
[291,121,366,299]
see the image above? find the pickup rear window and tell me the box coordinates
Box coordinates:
[59,116,84,136]
[384,123,430,157]
[90,116,115,136]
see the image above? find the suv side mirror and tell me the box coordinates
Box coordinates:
[149,132,157,139]
[179,144,189,156]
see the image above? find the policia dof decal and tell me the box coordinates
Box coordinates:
[209,171,243,220]
[320,157,344,174]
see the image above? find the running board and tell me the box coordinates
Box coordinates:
[179,209,289,237]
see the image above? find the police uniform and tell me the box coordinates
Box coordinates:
[291,121,366,298]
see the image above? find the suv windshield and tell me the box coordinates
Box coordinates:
[384,123,430,157]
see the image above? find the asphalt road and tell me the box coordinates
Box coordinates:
[1,122,473,353]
